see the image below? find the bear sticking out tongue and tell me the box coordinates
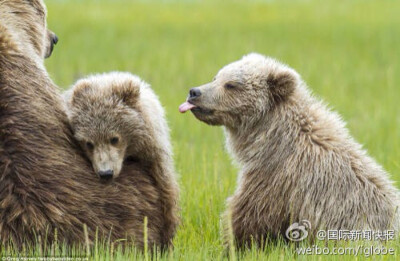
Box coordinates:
[179,102,196,113]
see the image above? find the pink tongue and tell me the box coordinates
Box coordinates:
[179,102,196,113]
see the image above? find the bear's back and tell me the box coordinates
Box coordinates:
[0,41,165,248]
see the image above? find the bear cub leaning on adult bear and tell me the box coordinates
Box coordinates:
[180,53,400,248]
[64,72,179,244]
[64,72,174,181]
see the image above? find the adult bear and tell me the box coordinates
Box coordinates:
[0,0,179,250]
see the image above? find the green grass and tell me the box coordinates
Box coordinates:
[3,0,400,259]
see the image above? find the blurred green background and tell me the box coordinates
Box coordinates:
[43,0,400,259]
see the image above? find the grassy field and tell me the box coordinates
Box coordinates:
[3,0,400,259]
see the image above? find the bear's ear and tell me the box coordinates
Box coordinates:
[71,81,92,106]
[113,80,140,108]
[267,70,297,102]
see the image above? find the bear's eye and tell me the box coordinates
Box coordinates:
[224,82,237,90]
[110,137,119,145]
[86,142,94,151]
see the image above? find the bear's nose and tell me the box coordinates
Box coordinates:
[189,88,201,99]
[98,169,114,180]
[52,34,59,45]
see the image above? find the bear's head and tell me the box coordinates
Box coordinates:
[65,73,146,180]
[179,53,300,128]
[0,0,58,61]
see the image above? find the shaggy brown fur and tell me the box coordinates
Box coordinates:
[180,53,400,248]
[0,0,178,250]
[64,72,179,247]
[0,0,57,62]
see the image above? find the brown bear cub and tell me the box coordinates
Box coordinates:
[180,53,400,248]
[64,72,180,242]
[64,72,169,180]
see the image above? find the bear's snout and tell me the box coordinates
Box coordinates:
[52,34,59,45]
[189,88,201,100]
[98,169,114,180]
[45,30,59,59]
